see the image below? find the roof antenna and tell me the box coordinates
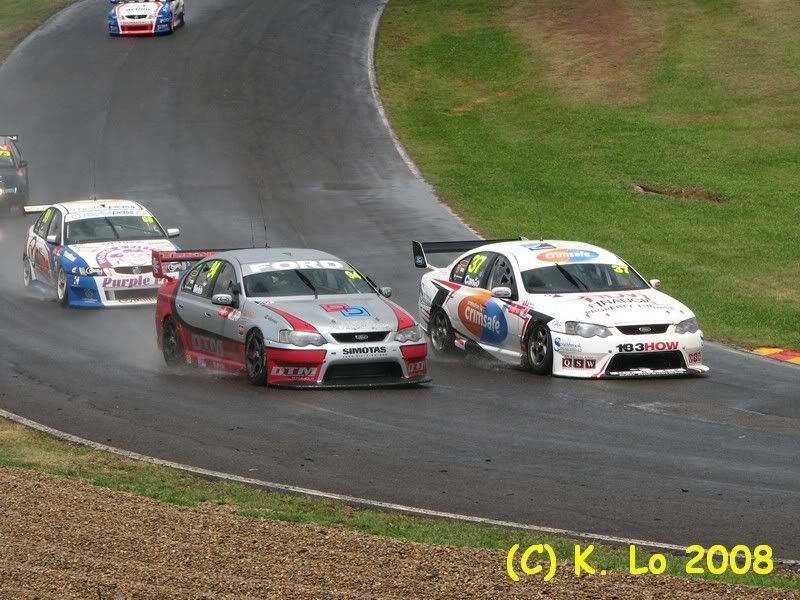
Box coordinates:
[90,152,99,202]
[250,220,256,249]
[256,178,269,248]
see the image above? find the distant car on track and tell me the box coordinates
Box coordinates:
[413,238,708,379]
[153,248,430,387]
[109,0,185,36]
[0,135,29,213]
[23,200,181,307]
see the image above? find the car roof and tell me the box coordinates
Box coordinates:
[472,240,625,270]
[55,199,147,214]
[215,248,347,266]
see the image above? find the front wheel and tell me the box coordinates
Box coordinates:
[245,330,267,386]
[55,264,69,306]
[428,308,455,354]
[525,323,553,375]
[162,317,185,367]
[22,257,33,287]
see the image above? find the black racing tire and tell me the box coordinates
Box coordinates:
[428,308,455,354]
[245,329,268,386]
[524,323,553,376]
[55,264,69,306]
[22,256,33,287]
[162,317,185,367]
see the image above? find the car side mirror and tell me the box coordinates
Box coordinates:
[492,286,512,299]
[212,293,233,306]
[649,279,661,289]
[46,234,58,245]
[17,160,28,169]
[379,286,392,298]
[167,228,180,238]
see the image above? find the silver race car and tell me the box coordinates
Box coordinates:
[154,248,430,387]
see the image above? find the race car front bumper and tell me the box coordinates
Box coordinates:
[551,331,708,379]
[264,342,431,388]
[110,21,172,35]
[65,274,165,307]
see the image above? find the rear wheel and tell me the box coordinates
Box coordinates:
[162,317,185,367]
[245,330,267,386]
[22,257,33,287]
[525,323,553,375]
[55,265,68,306]
[428,308,455,354]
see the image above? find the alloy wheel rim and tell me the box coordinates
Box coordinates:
[531,328,547,366]
[164,322,179,359]
[247,336,263,377]
[23,260,31,285]
[57,269,66,299]
[431,313,447,350]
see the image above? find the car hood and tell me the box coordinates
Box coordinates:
[66,239,177,270]
[534,289,695,327]
[249,295,409,334]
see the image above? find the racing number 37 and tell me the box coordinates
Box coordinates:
[467,254,488,274]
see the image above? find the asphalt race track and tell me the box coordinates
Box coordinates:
[0,0,798,557]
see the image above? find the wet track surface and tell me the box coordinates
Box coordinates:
[0,0,798,556]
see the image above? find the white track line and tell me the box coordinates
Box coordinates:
[1,408,797,566]
[367,0,423,179]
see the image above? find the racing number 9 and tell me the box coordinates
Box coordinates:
[467,254,487,274]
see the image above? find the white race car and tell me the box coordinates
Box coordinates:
[23,200,181,307]
[413,238,709,379]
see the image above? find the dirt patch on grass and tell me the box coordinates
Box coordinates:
[1,466,796,599]
[633,184,732,204]
[448,90,515,116]
[505,0,667,104]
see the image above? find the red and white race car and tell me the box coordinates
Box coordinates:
[109,0,185,36]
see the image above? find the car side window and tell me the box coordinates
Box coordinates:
[450,256,470,284]
[462,252,495,288]
[47,210,63,244]
[9,142,21,166]
[34,208,53,238]
[211,262,237,296]
[488,254,518,299]
[188,259,223,299]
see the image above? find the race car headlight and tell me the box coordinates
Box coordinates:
[279,330,325,347]
[395,325,422,343]
[0,187,14,196]
[675,317,699,334]
[77,267,104,276]
[565,321,612,338]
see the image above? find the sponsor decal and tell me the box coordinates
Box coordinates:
[101,276,161,289]
[218,306,242,321]
[406,360,427,377]
[553,336,582,353]
[561,358,597,369]
[96,245,158,270]
[62,250,77,261]
[507,303,529,318]
[271,366,318,378]
[245,260,344,274]
[616,341,680,353]
[688,351,702,364]
[321,304,369,317]
[575,292,673,318]
[342,346,387,356]
[238,324,245,336]
[536,248,600,263]
[191,334,224,356]
[457,292,508,345]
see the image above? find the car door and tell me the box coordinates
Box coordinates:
[28,207,56,284]
[175,259,227,362]
[443,251,499,344]
[213,262,248,367]
[486,252,527,359]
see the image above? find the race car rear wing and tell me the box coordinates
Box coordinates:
[412,238,526,269]
[152,249,226,279]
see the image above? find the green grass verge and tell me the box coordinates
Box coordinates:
[0,417,797,589]
[377,0,800,349]
[0,0,78,63]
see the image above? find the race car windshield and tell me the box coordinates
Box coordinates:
[65,215,166,245]
[521,263,649,294]
[244,268,374,298]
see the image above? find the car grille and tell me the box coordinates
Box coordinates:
[607,351,685,372]
[106,289,158,302]
[616,324,670,335]
[113,265,153,275]
[125,14,149,20]
[323,362,403,384]
[331,331,389,343]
